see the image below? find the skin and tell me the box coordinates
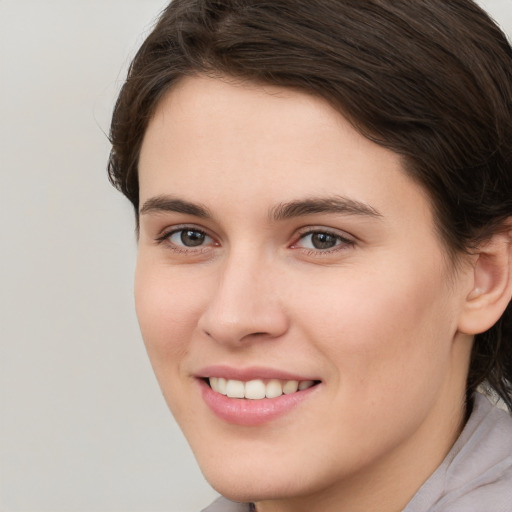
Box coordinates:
[135,75,477,512]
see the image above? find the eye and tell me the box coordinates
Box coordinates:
[301,232,339,250]
[293,229,354,252]
[171,229,210,247]
[158,227,215,249]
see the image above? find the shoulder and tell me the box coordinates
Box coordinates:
[405,393,512,512]
[201,496,252,512]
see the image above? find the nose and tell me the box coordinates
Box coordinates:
[197,250,289,346]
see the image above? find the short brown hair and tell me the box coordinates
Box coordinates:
[108,0,512,409]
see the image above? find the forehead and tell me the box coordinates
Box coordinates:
[138,75,434,228]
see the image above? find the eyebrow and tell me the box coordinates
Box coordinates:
[270,196,382,221]
[140,195,211,218]
[139,194,382,221]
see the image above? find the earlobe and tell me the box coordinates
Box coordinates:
[458,226,512,335]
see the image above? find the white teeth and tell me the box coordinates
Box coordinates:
[217,377,227,394]
[209,377,316,399]
[298,380,315,391]
[283,380,299,394]
[226,379,245,398]
[245,379,266,399]
[265,379,283,398]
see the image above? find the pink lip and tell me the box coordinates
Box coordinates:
[196,365,318,382]
[196,366,321,426]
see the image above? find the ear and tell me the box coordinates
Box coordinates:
[458,224,512,335]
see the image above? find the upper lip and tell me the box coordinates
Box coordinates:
[195,365,320,382]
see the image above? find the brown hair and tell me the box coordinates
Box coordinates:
[108,0,512,409]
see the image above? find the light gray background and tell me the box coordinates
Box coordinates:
[1,1,511,511]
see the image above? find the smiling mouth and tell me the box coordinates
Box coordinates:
[207,377,319,400]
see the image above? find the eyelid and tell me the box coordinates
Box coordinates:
[293,225,355,241]
[155,224,218,248]
[290,226,356,252]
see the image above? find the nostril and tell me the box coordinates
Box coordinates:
[199,302,289,345]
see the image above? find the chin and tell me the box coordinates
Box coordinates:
[193,442,329,504]
[203,467,301,504]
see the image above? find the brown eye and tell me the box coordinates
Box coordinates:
[294,230,354,252]
[181,229,206,247]
[167,228,213,248]
[310,232,338,249]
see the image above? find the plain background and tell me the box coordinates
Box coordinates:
[1,1,511,511]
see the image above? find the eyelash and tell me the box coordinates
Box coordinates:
[291,229,355,255]
[155,226,355,256]
[155,226,217,253]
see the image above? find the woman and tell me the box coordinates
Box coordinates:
[108,1,512,510]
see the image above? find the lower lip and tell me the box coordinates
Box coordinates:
[199,380,319,426]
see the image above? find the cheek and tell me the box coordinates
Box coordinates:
[294,261,455,394]
[134,258,204,368]
[287,263,458,456]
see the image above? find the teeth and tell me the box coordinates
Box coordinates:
[283,380,299,394]
[266,379,283,398]
[245,379,266,399]
[217,377,227,395]
[298,380,315,391]
[209,377,316,399]
[226,379,245,398]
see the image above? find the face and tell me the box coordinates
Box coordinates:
[136,76,474,510]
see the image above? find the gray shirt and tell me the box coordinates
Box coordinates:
[202,393,512,511]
